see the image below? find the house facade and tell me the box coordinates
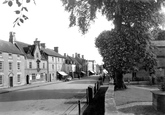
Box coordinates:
[41,45,65,81]
[152,40,165,77]
[15,38,47,84]
[0,38,25,88]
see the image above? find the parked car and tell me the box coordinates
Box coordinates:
[64,76,72,82]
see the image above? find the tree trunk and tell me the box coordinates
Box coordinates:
[114,71,127,91]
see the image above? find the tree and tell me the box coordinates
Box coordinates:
[61,0,164,90]
[3,0,36,27]
[156,30,165,40]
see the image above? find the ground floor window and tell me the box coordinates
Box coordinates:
[32,73,36,80]
[0,75,3,85]
[40,73,44,80]
[17,74,21,83]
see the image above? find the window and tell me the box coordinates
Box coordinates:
[37,62,40,69]
[0,75,3,85]
[32,74,36,80]
[52,64,54,70]
[29,62,32,69]
[17,62,20,70]
[9,62,12,70]
[40,73,44,79]
[17,74,21,83]
[36,53,39,58]
[43,63,45,69]
[0,61,3,71]
[9,54,12,58]
[17,55,20,59]
[52,57,54,62]
[0,52,2,57]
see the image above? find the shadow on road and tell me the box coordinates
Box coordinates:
[0,89,86,102]
[83,85,109,115]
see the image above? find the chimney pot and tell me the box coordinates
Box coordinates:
[41,43,46,49]
[54,47,59,53]
[34,38,40,47]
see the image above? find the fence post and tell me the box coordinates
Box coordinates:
[78,100,81,115]
[88,86,93,104]
[94,83,97,95]
[86,88,89,104]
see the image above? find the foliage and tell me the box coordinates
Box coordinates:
[3,0,36,27]
[61,0,165,34]
[156,30,165,40]
[95,29,157,74]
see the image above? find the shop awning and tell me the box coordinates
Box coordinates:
[89,70,95,74]
[81,71,86,74]
[58,71,68,76]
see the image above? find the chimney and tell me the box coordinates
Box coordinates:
[34,38,40,47]
[64,53,67,57]
[41,43,46,49]
[54,47,58,53]
[78,54,80,58]
[82,55,84,59]
[9,32,16,44]
[75,53,78,57]
[72,54,74,58]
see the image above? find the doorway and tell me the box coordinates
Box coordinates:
[9,77,13,87]
[26,75,29,84]
[50,74,51,82]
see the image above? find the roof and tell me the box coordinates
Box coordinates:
[67,55,80,65]
[15,41,46,60]
[0,39,23,55]
[41,48,64,58]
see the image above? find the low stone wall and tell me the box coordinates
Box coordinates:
[104,85,118,115]
[151,90,165,113]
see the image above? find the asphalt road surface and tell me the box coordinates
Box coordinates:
[0,76,99,115]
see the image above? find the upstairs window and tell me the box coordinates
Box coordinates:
[0,52,2,57]
[0,61,3,71]
[9,62,12,70]
[9,54,12,58]
[0,75,3,85]
[17,62,20,70]
[17,74,21,83]
[52,64,54,70]
[52,57,54,62]
[36,53,39,58]
[29,62,32,69]
[17,55,20,59]
[43,63,45,69]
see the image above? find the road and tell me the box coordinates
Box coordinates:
[0,76,99,115]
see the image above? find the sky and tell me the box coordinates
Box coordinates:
[0,0,114,65]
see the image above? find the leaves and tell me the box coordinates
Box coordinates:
[3,1,8,4]
[16,0,22,7]
[20,18,24,23]
[22,7,28,12]
[8,1,13,7]
[26,0,30,3]
[15,10,20,14]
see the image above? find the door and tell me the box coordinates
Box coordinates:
[9,77,13,87]
[26,75,29,84]
[50,74,51,82]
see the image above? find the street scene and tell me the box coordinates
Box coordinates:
[1,0,165,115]
[0,76,99,115]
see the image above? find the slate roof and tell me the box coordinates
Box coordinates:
[15,41,46,60]
[67,55,80,65]
[0,39,23,55]
[41,48,64,58]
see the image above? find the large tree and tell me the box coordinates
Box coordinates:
[61,0,165,90]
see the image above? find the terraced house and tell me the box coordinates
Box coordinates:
[41,44,65,81]
[0,36,25,88]
[14,36,47,84]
